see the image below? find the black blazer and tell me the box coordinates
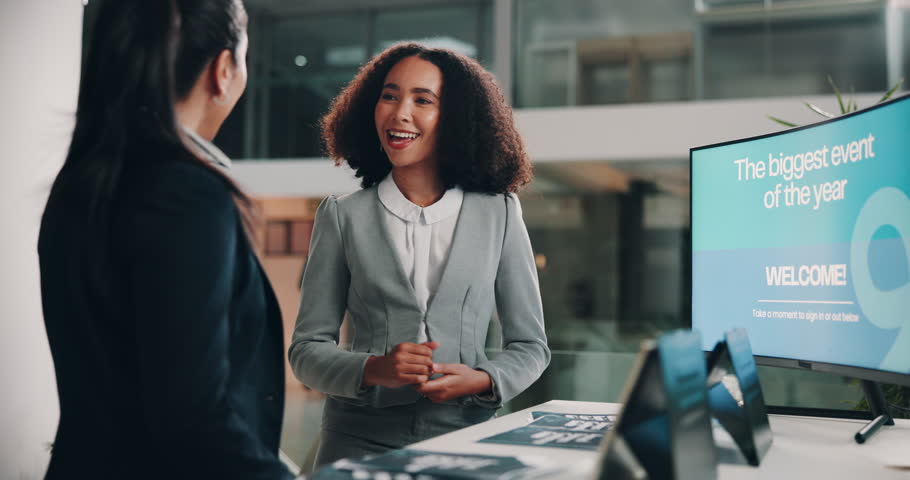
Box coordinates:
[39,158,293,479]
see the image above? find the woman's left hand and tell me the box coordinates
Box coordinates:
[415,363,492,403]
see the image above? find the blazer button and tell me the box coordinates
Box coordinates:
[265,393,276,401]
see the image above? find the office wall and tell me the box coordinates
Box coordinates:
[514,93,881,163]
[232,160,361,197]
[0,1,82,478]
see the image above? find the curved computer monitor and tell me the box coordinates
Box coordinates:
[690,94,910,388]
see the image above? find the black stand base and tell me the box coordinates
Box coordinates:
[854,380,894,444]
[768,380,895,443]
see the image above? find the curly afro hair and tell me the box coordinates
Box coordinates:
[321,42,532,194]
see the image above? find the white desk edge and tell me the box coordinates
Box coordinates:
[406,400,910,479]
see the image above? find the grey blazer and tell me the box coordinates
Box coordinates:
[288,186,550,409]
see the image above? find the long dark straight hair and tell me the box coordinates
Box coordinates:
[42,0,253,303]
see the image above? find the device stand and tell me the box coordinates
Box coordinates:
[596,331,718,480]
[708,382,763,465]
[597,435,648,480]
[705,330,773,466]
[854,380,895,444]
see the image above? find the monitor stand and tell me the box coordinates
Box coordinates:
[854,380,895,444]
[769,380,896,443]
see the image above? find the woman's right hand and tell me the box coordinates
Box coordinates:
[361,341,439,388]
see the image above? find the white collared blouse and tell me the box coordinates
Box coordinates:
[377,174,464,343]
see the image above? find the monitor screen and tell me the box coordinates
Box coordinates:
[690,95,910,386]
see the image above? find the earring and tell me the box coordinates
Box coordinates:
[213,93,229,106]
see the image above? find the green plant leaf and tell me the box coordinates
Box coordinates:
[877,77,905,104]
[804,102,835,118]
[767,115,799,127]
[768,75,903,126]
[828,75,846,114]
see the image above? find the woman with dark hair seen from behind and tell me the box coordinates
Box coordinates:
[39,1,294,478]
[289,43,551,466]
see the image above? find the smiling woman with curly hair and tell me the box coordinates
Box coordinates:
[322,42,532,193]
[289,43,550,467]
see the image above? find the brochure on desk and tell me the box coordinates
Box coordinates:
[477,411,616,450]
[310,449,557,480]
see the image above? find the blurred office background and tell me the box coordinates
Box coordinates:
[3,0,908,477]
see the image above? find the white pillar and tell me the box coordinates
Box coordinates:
[0,1,82,478]
[884,1,904,90]
[493,0,514,105]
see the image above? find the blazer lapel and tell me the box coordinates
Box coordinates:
[371,189,422,313]
[426,193,476,319]
[368,189,476,350]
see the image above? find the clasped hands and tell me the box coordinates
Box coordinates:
[361,341,492,403]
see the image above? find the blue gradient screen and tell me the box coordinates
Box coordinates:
[691,96,910,376]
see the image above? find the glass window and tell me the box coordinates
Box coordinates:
[259,14,369,158]
[701,13,888,100]
[904,9,910,87]
[515,0,696,107]
[493,160,689,410]
[229,2,492,160]
[514,1,900,107]
[374,5,491,68]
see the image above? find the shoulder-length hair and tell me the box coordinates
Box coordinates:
[321,43,532,193]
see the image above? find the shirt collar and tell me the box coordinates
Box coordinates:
[378,174,463,225]
[181,125,233,170]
